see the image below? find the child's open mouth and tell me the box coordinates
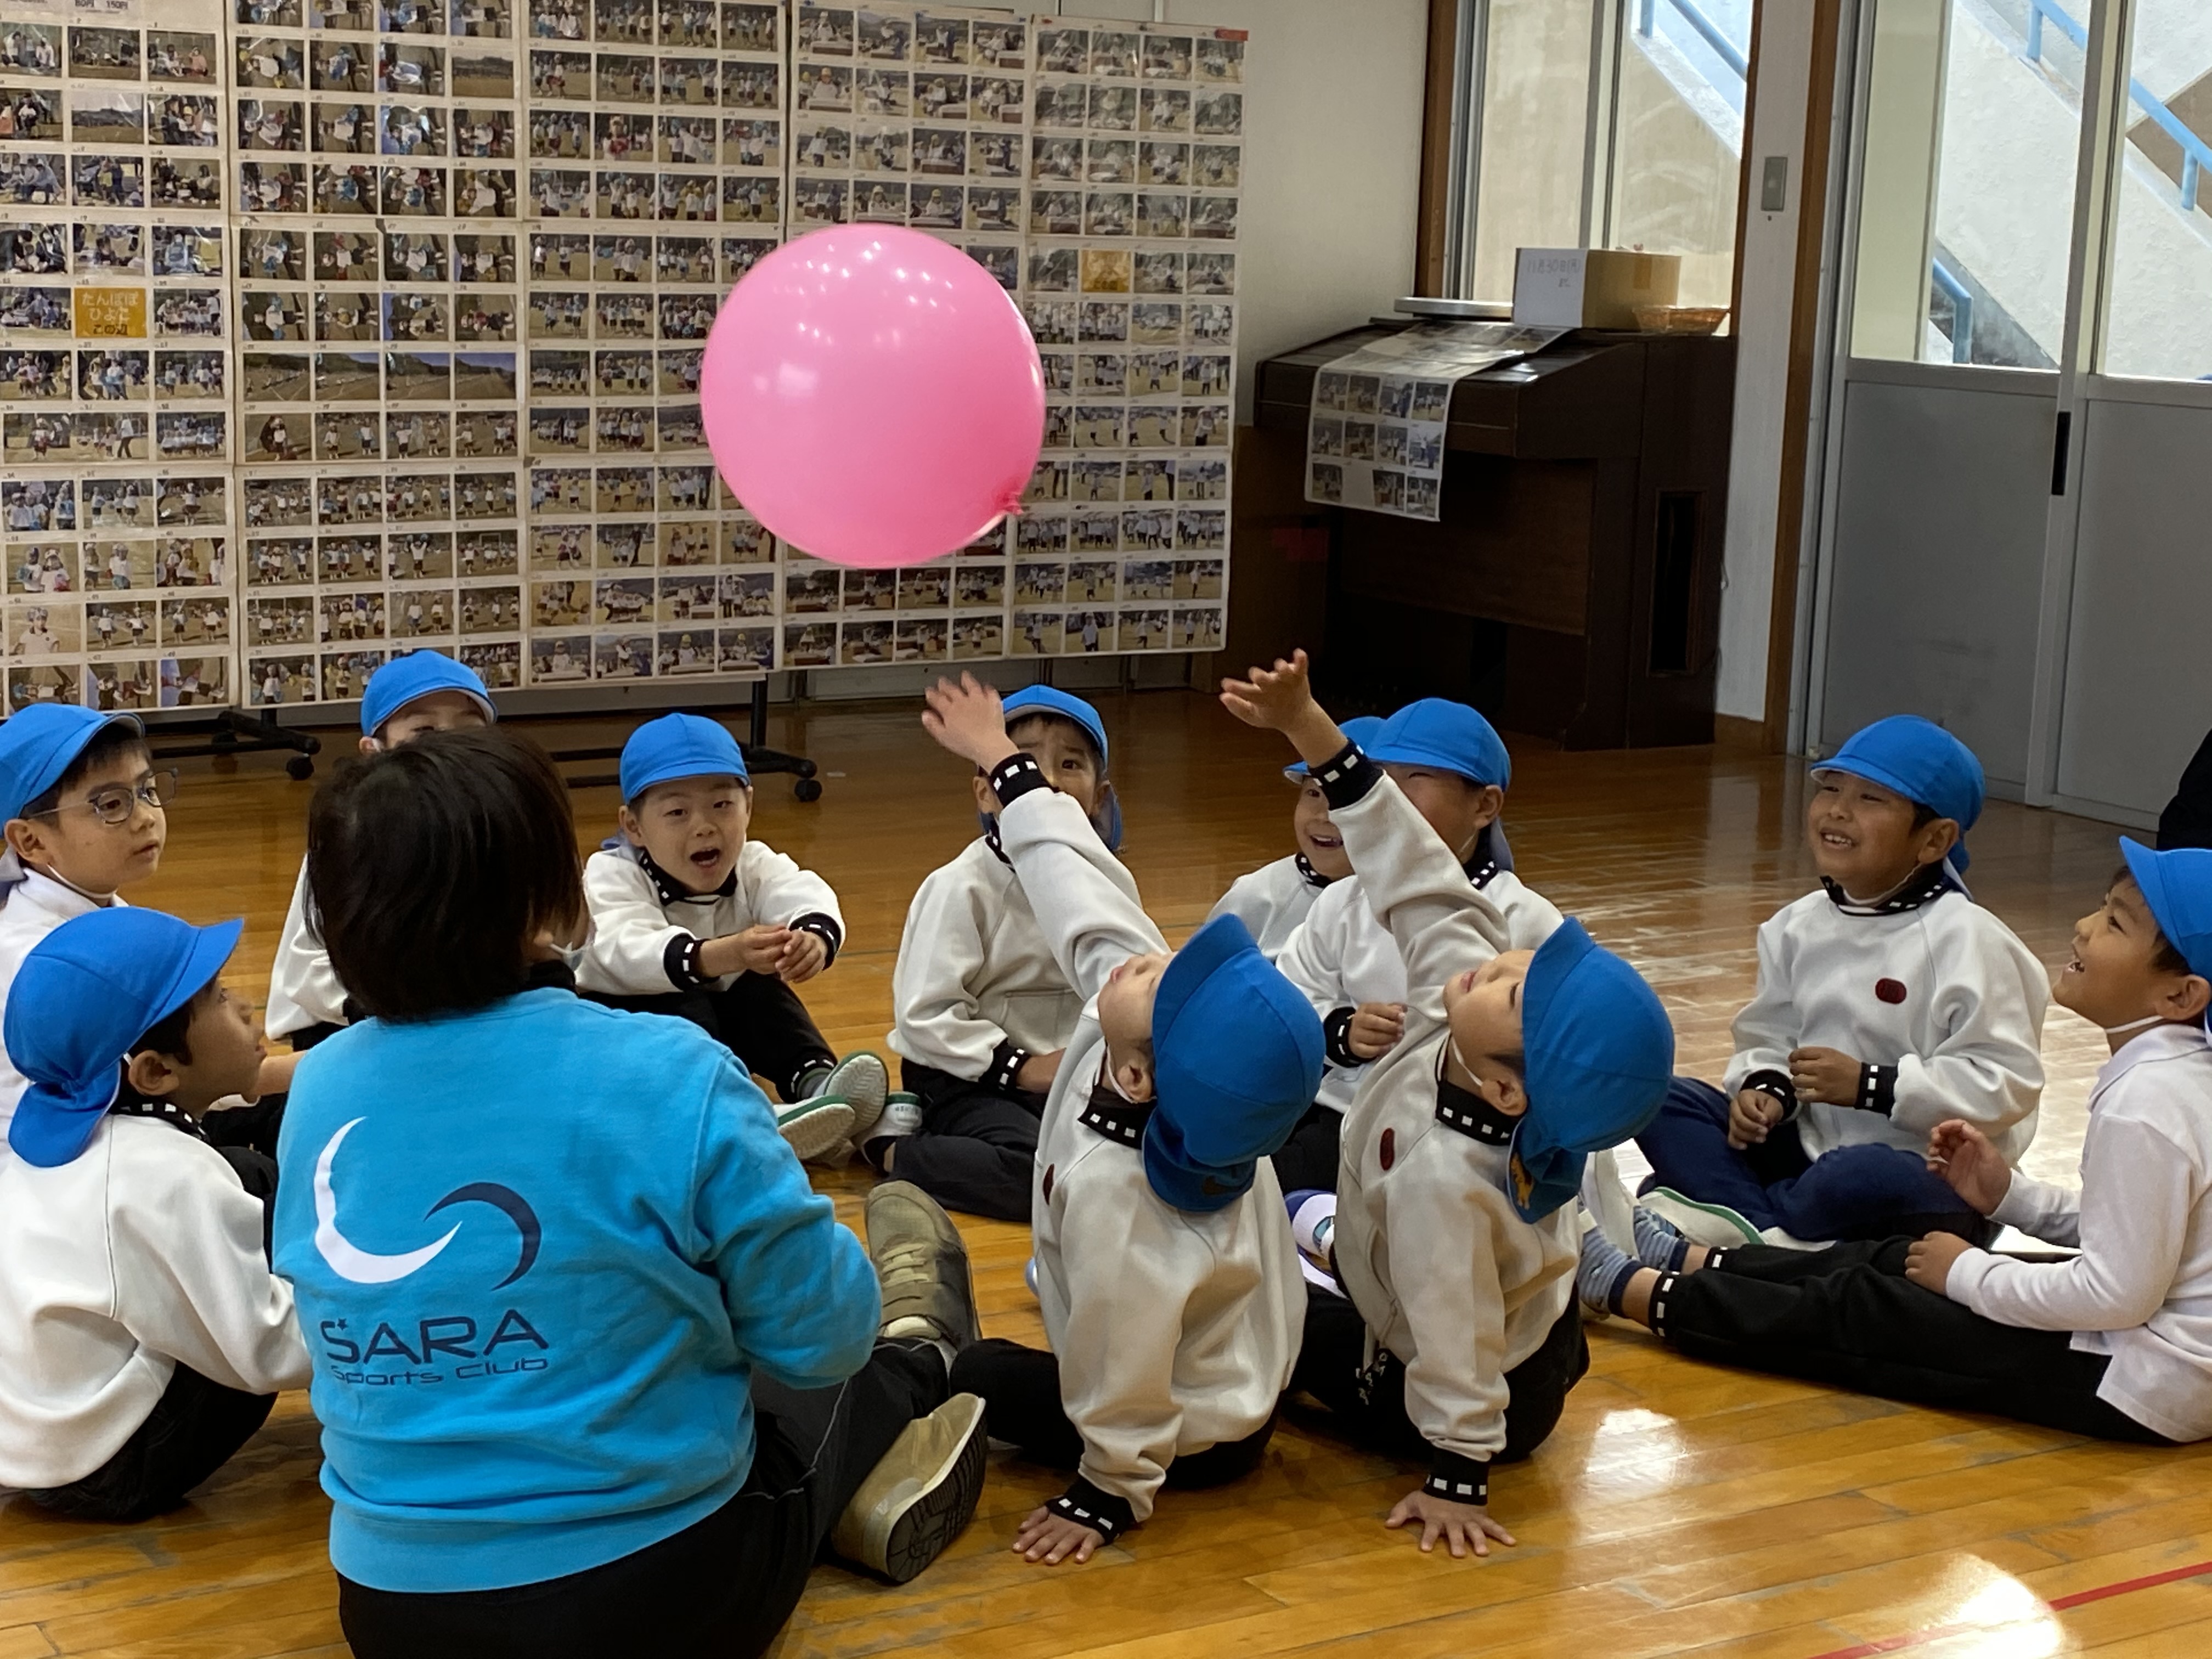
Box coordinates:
[1307,831,1342,849]
[690,847,723,870]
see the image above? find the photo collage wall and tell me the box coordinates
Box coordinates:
[0,0,1243,715]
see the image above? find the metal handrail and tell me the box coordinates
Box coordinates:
[2028,0,2207,212]
[1930,258,1975,363]
[1634,0,1750,83]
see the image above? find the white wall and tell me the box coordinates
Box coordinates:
[1713,3,1818,723]
[1050,0,1430,419]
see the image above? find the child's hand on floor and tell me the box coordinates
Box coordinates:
[775,927,827,984]
[1926,1119,2012,1215]
[1788,1046,1861,1106]
[1015,1048,1064,1093]
[1347,1002,1406,1060]
[1385,1489,1516,1559]
[1904,1231,1975,1294]
[1728,1088,1782,1148]
[1012,1505,1104,1565]
[922,673,1017,769]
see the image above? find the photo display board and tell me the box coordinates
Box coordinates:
[0,0,1243,714]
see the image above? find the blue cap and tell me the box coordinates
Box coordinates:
[0,706,143,824]
[1003,685,1108,770]
[1814,715,1984,873]
[1367,698,1511,790]
[1286,714,1386,781]
[5,907,244,1169]
[1507,918,1674,1223]
[2121,839,2212,981]
[619,712,748,803]
[1143,913,1325,1212]
[359,652,495,737]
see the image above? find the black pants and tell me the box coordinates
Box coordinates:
[1655,1239,2174,1444]
[893,1060,1043,1223]
[586,973,834,1102]
[1290,1291,1589,1468]
[1269,1103,1342,1196]
[27,1359,279,1523]
[201,1096,288,1164]
[949,1338,1276,1488]
[337,1340,949,1659]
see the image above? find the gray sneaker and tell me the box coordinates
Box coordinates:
[865,1181,980,1350]
[829,1392,988,1583]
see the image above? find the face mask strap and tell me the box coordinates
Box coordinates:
[2104,1013,2168,1037]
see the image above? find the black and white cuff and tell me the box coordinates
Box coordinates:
[1856,1063,1897,1116]
[663,932,710,990]
[1742,1069,1797,1115]
[1313,740,1381,811]
[1323,1006,1361,1070]
[1048,1476,1133,1545]
[988,752,1050,809]
[791,912,843,969]
[985,1039,1031,1092]
[1422,1447,1490,1508]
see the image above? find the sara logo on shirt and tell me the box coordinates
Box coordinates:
[313,1117,542,1288]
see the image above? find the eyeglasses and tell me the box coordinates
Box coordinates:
[38,769,177,826]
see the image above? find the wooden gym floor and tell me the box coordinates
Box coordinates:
[5,689,2209,1659]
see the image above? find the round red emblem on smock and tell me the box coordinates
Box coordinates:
[1876,978,1908,1004]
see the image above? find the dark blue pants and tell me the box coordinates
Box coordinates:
[1635,1077,1989,1243]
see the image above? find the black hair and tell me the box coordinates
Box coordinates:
[129,981,209,1066]
[1910,802,1938,831]
[2112,866,2194,977]
[20,723,150,819]
[309,727,584,1021]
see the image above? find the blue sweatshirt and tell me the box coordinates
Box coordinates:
[272,988,879,1592]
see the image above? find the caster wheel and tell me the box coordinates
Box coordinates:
[793,777,823,802]
[285,756,315,780]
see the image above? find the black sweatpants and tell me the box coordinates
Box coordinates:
[1269,1103,1342,1197]
[1654,1238,2175,1444]
[949,1338,1276,1488]
[337,1339,949,1659]
[1290,1291,1589,1468]
[26,1361,280,1523]
[893,1060,1044,1223]
[587,973,834,1102]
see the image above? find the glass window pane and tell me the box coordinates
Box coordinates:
[1612,0,1751,309]
[1849,0,2081,367]
[2098,0,2212,381]
[1463,0,1594,303]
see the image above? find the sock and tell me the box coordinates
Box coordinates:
[793,1060,833,1101]
[884,1319,955,1374]
[1632,1205,1692,1272]
[1576,1224,1641,1317]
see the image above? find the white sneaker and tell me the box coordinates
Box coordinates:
[817,1051,890,1140]
[775,1097,857,1163]
[1640,1186,1763,1248]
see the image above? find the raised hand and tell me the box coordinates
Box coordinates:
[921,672,1018,769]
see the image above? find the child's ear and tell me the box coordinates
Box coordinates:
[3,817,44,865]
[1915,817,1961,866]
[1112,1051,1155,1103]
[970,771,1002,818]
[357,734,384,755]
[1472,783,1505,828]
[616,803,643,841]
[1479,1068,1528,1118]
[124,1048,183,1099]
[2165,974,2212,1025]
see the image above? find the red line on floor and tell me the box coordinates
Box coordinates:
[1802,1558,2212,1659]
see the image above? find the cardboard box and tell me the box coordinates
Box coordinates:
[1511,248,1682,329]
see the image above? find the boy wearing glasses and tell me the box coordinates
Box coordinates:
[0,706,174,1159]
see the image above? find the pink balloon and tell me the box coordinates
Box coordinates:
[700,226,1044,570]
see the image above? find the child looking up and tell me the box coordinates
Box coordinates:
[1271,699,1562,1195]
[1205,713,1380,959]
[877,685,1128,1221]
[918,673,1324,1567]
[577,712,884,1160]
[1637,716,2046,1245]
[1591,843,2212,1448]
[274,729,988,1656]
[0,906,308,1521]
[1222,652,1673,1559]
[0,706,172,1155]
[267,651,496,1049]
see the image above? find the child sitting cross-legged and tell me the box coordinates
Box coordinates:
[1221,652,1674,1559]
[1636,716,2047,1246]
[0,906,309,1522]
[1204,714,1379,960]
[1583,842,2212,1448]
[577,712,886,1160]
[873,686,1130,1222]
[1271,699,1562,1195]
[918,673,1325,1566]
